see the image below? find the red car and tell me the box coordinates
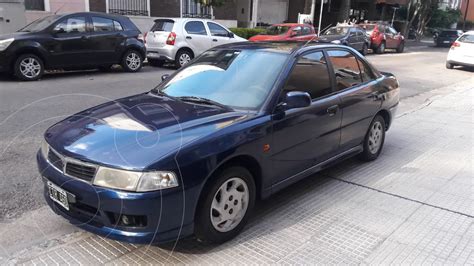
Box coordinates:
[359,22,405,53]
[249,23,317,42]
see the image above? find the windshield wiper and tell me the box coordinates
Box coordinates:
[177,96,233,111]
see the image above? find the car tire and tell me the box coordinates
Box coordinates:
[396,42,404,53]
[148,58,165,67]
[121,50,143,72]
[14,54,44,81]
[360,43,368,55]
[195,166,256,244]
[358,115,386,162]
[175,50,193,68]
[375,41,385,54]
[446,62,454,69]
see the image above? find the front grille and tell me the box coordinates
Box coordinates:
[47,149,64,170]
[65,162,96,182]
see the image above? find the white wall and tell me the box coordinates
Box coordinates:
[257,0,288,25]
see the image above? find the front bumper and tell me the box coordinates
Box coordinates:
[146,45,177,61]
[37,151,195,244]
[447,59,474,68]
[0,51,12,73]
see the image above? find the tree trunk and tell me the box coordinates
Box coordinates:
[337,0,351,23]
[367,0,377,21]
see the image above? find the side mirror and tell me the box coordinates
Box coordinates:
[53,28,65,34]
[281,91,311,110]
[228,32,234,38]
[161,74,170,82]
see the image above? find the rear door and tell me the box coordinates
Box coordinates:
[385,27,398,48]
[88,16,125,64]
[206,21,234,47]
[183,20,210,55]
[48,15,91,67]
[145,19,174,50]
[271,50,342,185]
[347,28,362,50]
[326,49,382,151]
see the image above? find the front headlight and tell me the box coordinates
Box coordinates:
[0,38,14,51]
[41,138,49,158]
[331,40,341,44]
[93,167,178,192]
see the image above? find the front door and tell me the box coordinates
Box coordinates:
[183,20,210,56]
[271,51,342,186]
[48,15,91,68]
[88,15,125,64]
[206,22,234,47]
[325,49,383,151]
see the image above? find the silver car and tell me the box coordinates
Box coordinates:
[145,18,247,68]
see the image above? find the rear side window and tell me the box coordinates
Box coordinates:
[327,50,363,91]
[151,20,174,32]
[207,22,229,37]
[459,34,474,43]
[284,51,332,99]
[92,17,114,32]
[357,59,376,82]
[54,16,86,33]
[185,21,207,35]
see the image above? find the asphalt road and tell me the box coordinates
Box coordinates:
[0,46,472,223]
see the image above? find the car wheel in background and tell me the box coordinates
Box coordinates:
[121,50,143,72]
[195,166,256,244]
[375,42,385,54]
[358,115,386,161]
[361,43,368,55]
[396,42,405,53]
[148,58,165,67]
[14,54,44,81]
[446,62,454,69]
[175,50,193,68]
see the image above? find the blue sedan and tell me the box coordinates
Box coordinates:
[38,42,399,244]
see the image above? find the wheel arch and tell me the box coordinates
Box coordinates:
[12,47,48,69]
[176,47,195,60]
[376,109,391,130]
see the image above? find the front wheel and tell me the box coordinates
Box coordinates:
[121,50,143,72]
[14,54,44,81]
[375,42,385,54]
[396,42,405,53]
[195,166,256,244]
[358,115,386,161]
[360,43,368,55]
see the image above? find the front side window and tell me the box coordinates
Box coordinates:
[284,51,332,99]
[264,26,290,35]
[185,21,207,35]
[158,50,288,110]
[207,22,229,37]
[92,17,114,32]
[54,16,86,33]
[327,50,362,91]
[302,26,311,35]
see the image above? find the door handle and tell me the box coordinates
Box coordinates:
[186,36,192,40]
[327,105,339,116]
[370,92,385,101]
[213,39,218,42]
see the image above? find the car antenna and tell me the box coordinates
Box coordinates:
[54,3,66,14]
[302,23,332,48]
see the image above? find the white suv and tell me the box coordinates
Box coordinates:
[145,18,247,68]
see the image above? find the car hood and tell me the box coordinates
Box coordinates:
[318,35,344,42]
[45,93,251,170]
[0,32,30,41]
[249,34,286,42]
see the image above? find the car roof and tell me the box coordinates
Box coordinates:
[57,12,128,20]
[213,41,352,55]
[272,23,308,27]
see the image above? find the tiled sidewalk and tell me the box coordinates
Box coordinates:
[11,86,474,265]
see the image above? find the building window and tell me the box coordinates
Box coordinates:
[183,0,212,19]
[107,0,150,16]
[25,0,46,11]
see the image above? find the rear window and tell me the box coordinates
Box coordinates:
[151,20,174,32]
[459,34,474,43]
[440,31,460,37]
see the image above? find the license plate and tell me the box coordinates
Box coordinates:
[47,181,70,211]
[443,41,450,43]
[147,52,160,58]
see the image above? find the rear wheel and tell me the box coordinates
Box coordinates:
[358,115,386,161]
[121,50,143,72]
[14,54,44,81]
[375,42,385,54]
[446,62,454,69]
[396,42,404,53]
[148,58,165,67]
[175,50,193,68]
[360,43,368,55]
[195,166,255,244]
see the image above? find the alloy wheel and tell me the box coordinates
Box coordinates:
[126,52,141,71]
[210,177,249,233]
[368,121,383,154]
[19,57,41,79]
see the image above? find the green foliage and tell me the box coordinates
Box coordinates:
[229,28,266,39]
[428,8,462,28]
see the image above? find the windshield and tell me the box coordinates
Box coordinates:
[323,27,350,36]
[18,15,59,32]
[157,49,289,110]
[440,31,460,37]
[359,24,375,33]
[151,20,174,32]
[264,26,290,35]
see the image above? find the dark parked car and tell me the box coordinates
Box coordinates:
[359,22,405,54]
[38,42,399,244]
[319,25,370,55]
[0,12,146,81]
[435,30,463,47]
